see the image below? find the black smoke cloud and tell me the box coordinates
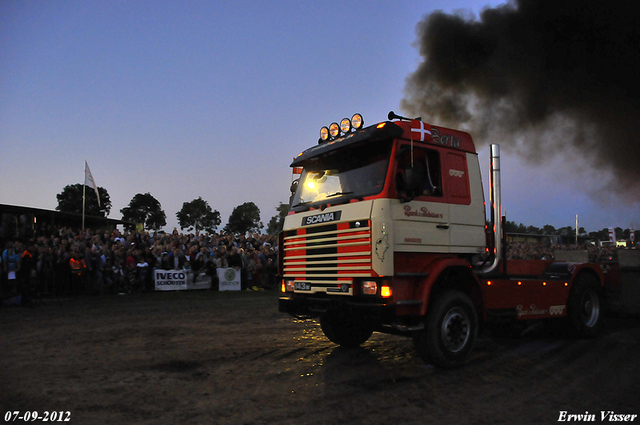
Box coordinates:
[401,0,640,197]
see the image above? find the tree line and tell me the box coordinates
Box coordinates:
[502,220,634,244]
[55,184,288,235]
[55,183,634,241]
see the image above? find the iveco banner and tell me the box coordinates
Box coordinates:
[154,270,212,290]
[154,270,188,290]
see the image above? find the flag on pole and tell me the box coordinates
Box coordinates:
[608,227,616,245]
[84,161,101,207]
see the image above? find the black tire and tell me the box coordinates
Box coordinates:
[413,289,478,368]
[566,273,604,337]
[320,313,374,348]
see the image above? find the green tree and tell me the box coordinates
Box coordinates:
[526,225,541,234]
[225,202,262,235]
[176,197,221,233]
[120,193,167,231]
[266,202,289,235]
[503,220,519,233]
[588,228,611,243]
[615,227,624,240]
[557,226,574,237]
[56,183,111,217]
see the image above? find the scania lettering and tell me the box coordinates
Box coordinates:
[303,211,342,226]
[279,111,634,368]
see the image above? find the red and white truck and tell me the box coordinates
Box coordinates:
[278,111,612,368]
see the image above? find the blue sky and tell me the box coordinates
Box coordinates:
[1,0,638,234]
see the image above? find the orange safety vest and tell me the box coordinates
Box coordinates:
[70,258,86,275]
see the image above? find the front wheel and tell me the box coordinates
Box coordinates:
[413,289,478,368]
[320,313,374,348]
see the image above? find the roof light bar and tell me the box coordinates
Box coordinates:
[318,113,365,143]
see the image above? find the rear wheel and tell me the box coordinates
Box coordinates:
[413,289,478,368]
[567,273,604,337]
[320,313,374,348]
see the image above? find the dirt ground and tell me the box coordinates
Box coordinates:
[1,290,639,425]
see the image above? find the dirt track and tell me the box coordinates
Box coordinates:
[2,290,639,425]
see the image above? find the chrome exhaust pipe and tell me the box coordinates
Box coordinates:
[482,144,502,274]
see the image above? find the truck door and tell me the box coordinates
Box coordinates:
[445,151,486,252]
[393,146,450,253]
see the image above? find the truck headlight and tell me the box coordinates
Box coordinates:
[362,281,377,295]
[282,279,295,292]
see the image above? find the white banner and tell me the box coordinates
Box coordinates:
[154,270,212,291]
[155,270,188,290]
[217,267,241,291]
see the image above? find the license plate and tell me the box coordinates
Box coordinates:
[294,282,311,291]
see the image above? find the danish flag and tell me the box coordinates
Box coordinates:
[411,120,431,142]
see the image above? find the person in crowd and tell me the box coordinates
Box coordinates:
[18,244,37,305]
[69,250,87,295]
[136,255,150,291]
[111,256,126,294]
[3,243,20,298]
[214,247,229,268]
[160,252,172,270]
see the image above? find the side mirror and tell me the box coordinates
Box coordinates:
[290,179,299,195]
[289,179,299,207]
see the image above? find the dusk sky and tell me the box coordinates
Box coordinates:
[2,0,638,234]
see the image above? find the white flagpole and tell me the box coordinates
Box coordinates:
[83,161,88,231]
[83,161,87,231]
[575,214,578,245]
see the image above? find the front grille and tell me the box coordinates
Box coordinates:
[283,220,373,295]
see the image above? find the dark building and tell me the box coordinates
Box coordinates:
[1,204,132,241]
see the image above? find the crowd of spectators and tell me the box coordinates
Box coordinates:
[506,241,617,263]
[0,224,625,307]
[1,225,279,305]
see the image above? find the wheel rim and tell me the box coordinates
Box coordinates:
[580,289,600,328]
[440,307,471,352]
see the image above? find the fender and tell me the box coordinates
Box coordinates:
[542,262,605,289]
[410,257,480,316]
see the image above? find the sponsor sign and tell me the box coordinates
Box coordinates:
[155,270,188,291]
[302,211,342,226]
[154,270,212,291]
[218,267,241,291]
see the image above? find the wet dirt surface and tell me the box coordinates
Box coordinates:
[2,290,639,425]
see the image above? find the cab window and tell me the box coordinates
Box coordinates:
[396,146,442,200]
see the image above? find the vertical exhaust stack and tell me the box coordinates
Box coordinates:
[482,144,502,274]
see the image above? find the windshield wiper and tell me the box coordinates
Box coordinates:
[326,191,354,198]
[292,201,312,211]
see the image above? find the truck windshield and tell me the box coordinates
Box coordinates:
[290,140,392,210]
